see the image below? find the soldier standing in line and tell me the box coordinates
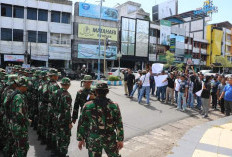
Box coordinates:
[1,75,18,156]
[77,82,124,157]
[46,69,60,150]
[37,71,49,140]
[0,70,7,150]
[31,70,41,128]
[53,77,72,157]
[10,77,30,157]
[72,75,95,124]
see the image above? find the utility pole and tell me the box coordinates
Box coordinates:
[97,0,103,80]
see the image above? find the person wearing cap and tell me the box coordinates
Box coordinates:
[177,74,188,112]
[10,77,30,156]
[163,72,175,105]
[72,75,95,124]
[52,77,72,157]
[77,82,124,157]
[46,68,60,150]
[130,70,142,99]
[1,75,20,156]
[138,69,152,105]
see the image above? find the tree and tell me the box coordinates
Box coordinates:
[215,56,232,73]
[165,51,175,68]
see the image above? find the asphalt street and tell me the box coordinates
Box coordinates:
[1,81,197,157]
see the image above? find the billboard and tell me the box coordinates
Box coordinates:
[160,20,171,46]
[79,2,118,21]
[170,34,185,56]
[159,0,177,19]
[135,19,149,57]
[78,44,117,60]
[4,55,24,62]
[78,24,118,41]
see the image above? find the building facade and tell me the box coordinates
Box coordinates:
[0,0,72,68]
[72,2,119,72]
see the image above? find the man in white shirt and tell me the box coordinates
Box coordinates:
[138,70,151,105]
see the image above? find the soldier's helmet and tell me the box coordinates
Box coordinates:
[48,68,58,76]
[16,76,29,87]
[34,70,41,77]
[7,74,18,86]
[82,75,93,82]
[95,82,109,90]
[41,71,48,77]
[61,77,71,85]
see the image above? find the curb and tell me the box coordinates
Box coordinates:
[107,80,122,86]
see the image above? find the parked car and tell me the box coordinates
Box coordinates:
[225,74,232,78]
[108,68,127,77]
[58,68,78,80]
[200,70,213,75]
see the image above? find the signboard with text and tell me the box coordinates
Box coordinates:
[194,0,218,15]
[160,20,171,46]
[4,55,24,62]
[78,24,118,41]
[78,44,117,60]
[79,2,118,21]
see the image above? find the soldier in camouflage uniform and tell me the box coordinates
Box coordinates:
[37,71,49,140]
[77,82,124,157]
[72,75,95,124]
[2,75,18,156]
[0,70,6,150]
[46,69,60,149]
[52,77,72,157]
[10,76,30,157]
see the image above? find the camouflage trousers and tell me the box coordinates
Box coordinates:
[57,128,71,155]
[87,133,121,157]
[37,102,48,138]
[47,105,58,143]
[13,131,29,157]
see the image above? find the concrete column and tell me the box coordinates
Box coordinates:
[46,61,48,67]
[65,60,69,68]
[91,60,94,71]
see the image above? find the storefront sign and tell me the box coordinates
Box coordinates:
[78,44,117,60]
[78,24,118,41]
[31,55,48,62]
[4,55,24,62]
[174,56,184,63]
[160,20,171,46]
[79,2,118,21]
[194,0,218,15]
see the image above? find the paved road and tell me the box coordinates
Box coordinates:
[1,81,196,157]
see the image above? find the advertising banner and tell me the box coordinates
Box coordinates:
[4,55,24,62]
[78,44,117,60]
[79,2,118,21]
[160,20,171,46]
[135,19,149,57]
[31,55,48,62]
[158,0,177,20]
[78,24,118,41]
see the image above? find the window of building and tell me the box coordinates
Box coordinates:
[13,6,24,18]
[13,29,23,41]
[61,12,70,24]
[50,33,60,44]
[28,31,37,42]
[1,28,12,41]
[1,4,12,17]
[38,31,47,43]
[61,34,71,45]
[51,11,60,23]
[38,9,48,21]
[27,8,37,20]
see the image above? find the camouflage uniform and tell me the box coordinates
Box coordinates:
[46,69,60,146]
[10,77,30,157]
[72,75,95,123]
[0,71,6,150]
[54,77,72,156]
[2,75,18,156]
[77,83,124,157]
[31,70,41,128]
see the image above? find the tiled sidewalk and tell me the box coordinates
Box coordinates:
[167,116,232,157]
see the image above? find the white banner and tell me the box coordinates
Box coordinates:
[152,63,164,74]
[154,75,168,87]
[4,55,24,62]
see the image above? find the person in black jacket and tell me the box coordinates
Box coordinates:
[201,76,212,118]
[127,69,135,96]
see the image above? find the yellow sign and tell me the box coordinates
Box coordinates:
[78,24,118,41]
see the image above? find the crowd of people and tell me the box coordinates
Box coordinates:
[0,65,124,157]
[122,66,232,117]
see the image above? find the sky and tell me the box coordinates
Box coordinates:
[71,0,232,24]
